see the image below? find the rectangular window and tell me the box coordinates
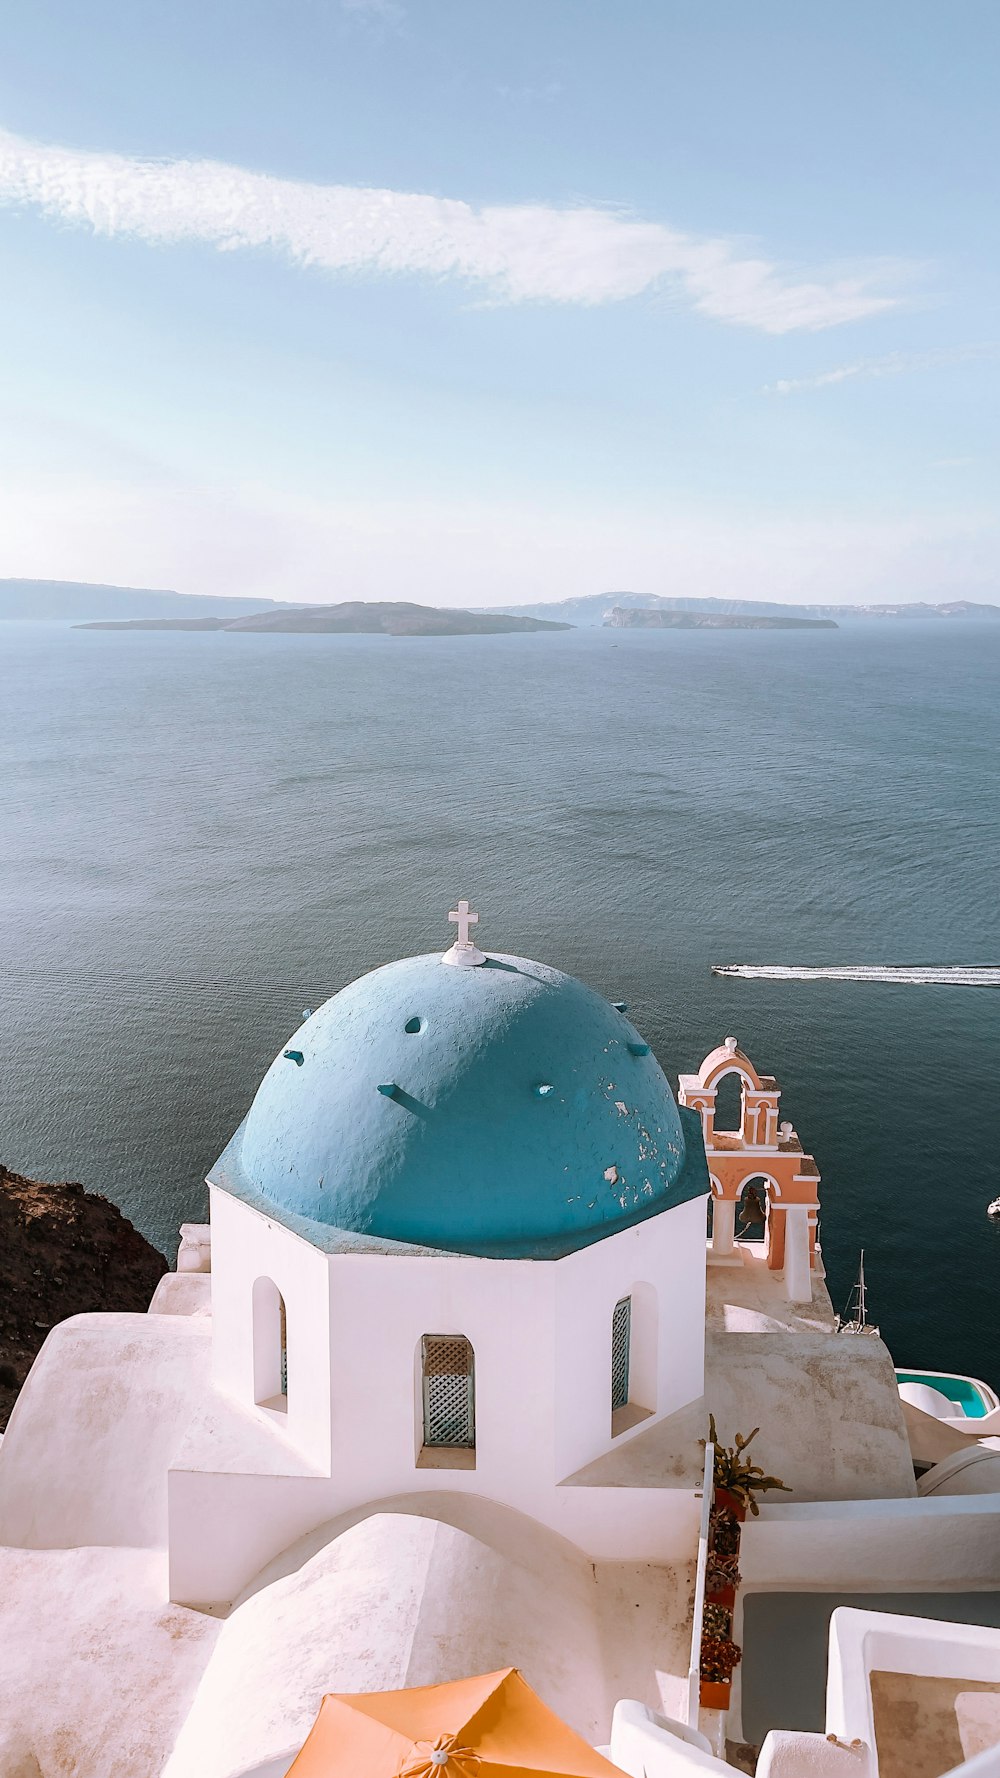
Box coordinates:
[611,1296,631,1411]
[422,1335,475,1448]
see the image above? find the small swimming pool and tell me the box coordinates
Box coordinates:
[895,1370,996,1418]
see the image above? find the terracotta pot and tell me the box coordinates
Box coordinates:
[699,1679,731,1711]
[707,1509,742,1562]
[705,1582,736,1611]
[713,1486,747,1522]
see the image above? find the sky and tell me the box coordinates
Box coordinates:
[0,0,997,607]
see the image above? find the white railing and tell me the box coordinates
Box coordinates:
[685,1439,714,1727]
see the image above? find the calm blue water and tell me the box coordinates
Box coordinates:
[2,619,998,1385]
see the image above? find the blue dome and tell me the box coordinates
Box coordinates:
[213,951,707,1258]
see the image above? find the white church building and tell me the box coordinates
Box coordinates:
[2,903,1000,1778]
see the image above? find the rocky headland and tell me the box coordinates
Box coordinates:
[484,592,1000,627]
[604,606,838,631]
[0,1164,167,1430]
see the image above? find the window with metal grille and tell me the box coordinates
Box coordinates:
[421,1335,475,1448]
[611,1296,632,1411]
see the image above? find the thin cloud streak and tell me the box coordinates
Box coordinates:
[765,343,997,395]
[0,124,903,333]
[340,0,406,28]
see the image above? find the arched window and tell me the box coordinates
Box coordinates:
[611,1296,632,1413]
[420,1334,475,1452]
[252,1276,288,1413]
[611,1284,658,1436]
[736,1176,770,1245]
[279,1296,288,1398]
[713,1070,744,1134]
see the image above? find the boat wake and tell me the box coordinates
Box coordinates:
[711,964,1000,987]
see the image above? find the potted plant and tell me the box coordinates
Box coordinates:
[698,1419,789,1711]
[702,1601,732,1639]
[705,1550,741,1605]
[705,1414,791,1518]
[699,1631,742,1710]
[707,1506,741,1557]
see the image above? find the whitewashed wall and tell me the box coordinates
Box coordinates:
[209,1188,332,1470]
[554,1194,706,1479]
[168,1186,707,1604]
[742,1495,1000,1595]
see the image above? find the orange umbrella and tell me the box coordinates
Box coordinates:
[285,1666,622,1778]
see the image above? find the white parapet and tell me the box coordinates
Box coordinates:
[178,1224,212,1274]
[756,1731,870,1776]
[686,1441,715,1729]
[607,1699,731,1776]
[826,1605,1000,1756]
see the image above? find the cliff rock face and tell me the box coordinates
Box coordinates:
[0,1165,167,1430]
[604,606,837,631]
[0,579,281,620]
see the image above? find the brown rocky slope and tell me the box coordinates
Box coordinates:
[0,1164,167,1430]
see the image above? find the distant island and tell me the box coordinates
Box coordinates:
[482,592,1000,628]
[0,579,283,622]
[10,578,1000,632]
[605,606,837,632]
[77,600,572,637]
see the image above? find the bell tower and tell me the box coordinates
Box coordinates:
[677,1037,821,1303]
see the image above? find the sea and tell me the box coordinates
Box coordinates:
[2,618,999,1388]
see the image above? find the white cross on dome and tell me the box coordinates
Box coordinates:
[448,899,478,946]
[442,898,487,968]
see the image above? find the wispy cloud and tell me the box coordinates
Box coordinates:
[765,343,997,395]
[0,124,905,333]
[340,0,405,28]
[496,80,564,104]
